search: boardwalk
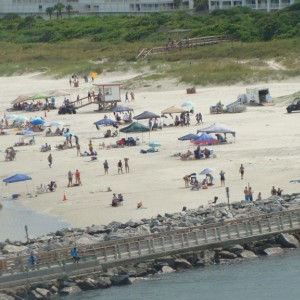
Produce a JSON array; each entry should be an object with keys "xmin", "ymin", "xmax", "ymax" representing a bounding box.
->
[
  {"xmin": 1, "ymin": 208, "xmax": 300, "ymax": 289},
  {"xmin": 136, "ymin": 35, "xmax": 233, "ymax": 60}
]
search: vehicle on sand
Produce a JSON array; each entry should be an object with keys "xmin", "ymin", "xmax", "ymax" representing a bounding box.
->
[{"xmin": 286, "ymin": 98, "xmax": 300, "ymax": 113}]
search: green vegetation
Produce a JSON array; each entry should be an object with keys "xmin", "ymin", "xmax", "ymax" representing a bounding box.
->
[{"xmin": 0, "ymin": 7, "xmax": 299, "ymax": 85}]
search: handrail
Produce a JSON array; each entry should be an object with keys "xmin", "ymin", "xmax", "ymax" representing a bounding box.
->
[{"xmin": 1, "ymin": 207, "xmax": 300, "ymax": 280}]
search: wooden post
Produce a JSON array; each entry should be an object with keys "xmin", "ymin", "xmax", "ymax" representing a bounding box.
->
[
  {"xmin": 114, "ymin": 246, "xmax": 118, "ymax": 259},
  {"xmin": 138, "ymin": 241, "xmax": 142, "ymax": 255},
  {"xmin": 103, "ymin": 247, "xmax": 108, "ymax": 262},
  {"xmin": 267, "ymin": 218, "xmax": 272, "ymax": 232},
  {"xmin": 127, "ymin": 243, "xmax": 131, "ymax": 258},
  {"xmin": 204, "ymin": 229, "xmax": 208, "ymax": 242},
  {"xmin": 214, "ymin": 228, "xmax": 218, "ymax": 241},
  {"xmin": 289, "ymin": 214, "xmax": 293, "ymax": 228},
  {"xmin": 226, "ymin": 225, "xmax": 231, "ymax": 239},
  {"xmin": 194, "ymin": 231, "xmax": 199, "ymax": 245},
  {"xmin": 171, "ymin": 236, "xmax": 175, "ymax": 249},
  {"xmin": 180, "ymin": 234, "xmax": 185, "ymax": 247},
  {"xmin": 236, "ymin": 224, "xmax": 240, "ymax": 238},
  {"xmin": 258, "ymin": 220, "xmax": 262, "ymax": 234}
]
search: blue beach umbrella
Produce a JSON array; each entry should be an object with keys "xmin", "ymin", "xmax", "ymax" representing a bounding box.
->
[
  {"xmin": 31, "ymin": 118, "xmax": 45, "ymax": 125},
  {"xmin": 181, "ymin": 101, "xmax": 195, "ymax": 108},
  {"xmin": 148, "ymin": 141, "xmax": 161, "ymax": 148},
  {"xmin": 199, "ymin": 168, "xmax": 215, "ymax": 175},
  {"xmin": 63, "ymin": 132, "xmax": 75, "ymax": 137}
]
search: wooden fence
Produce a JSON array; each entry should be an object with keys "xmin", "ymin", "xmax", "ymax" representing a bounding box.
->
[{"xmin": 1, "ymin": 208, "xmax": 300, "ymax": 288}]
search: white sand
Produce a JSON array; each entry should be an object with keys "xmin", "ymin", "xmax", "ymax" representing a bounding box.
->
[{"xmin": 0, "ymin": 72, "xmax": 300, "ymax": 227}]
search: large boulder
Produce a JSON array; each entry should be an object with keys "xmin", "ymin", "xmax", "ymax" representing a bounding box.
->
[
  {"xmin": 86, "ymin": 225, "xmax": 110, "ymax": 234},
  {"xmin": 277, "ymin": 233, "xmax": 300, "ymax": 248},
  {"xmin": 59, "ymin": 286, "xmax": 82, "ymax": 296},
  {"xmin": 2, "ymin": 244, "xmax": 28, "ymax": 255},
  {"xmin": 35, "ymin": 288, "xmax": 51, "ymax": 298},
  {"xmin": 75, "ymin": 278, "xmax": 97, "ymax": 290},
  {"xmin": 227, "ymin": 245, "xmax": 244, "ymax": 255},
  {"xmin": 161, "ymin": 266, "xmax": 175, "ymax": 274},
  {"xmin": 0, "ymin": 293, "xmax": 15, "ymax": 300},
  {"xmin": 97, "ymin": 277, "xmax": 111, "ymax": 288},
  {"xmin": 263, "ymin": 247, "xmax": 284, "ymax": 255},
  {"xmin": 174, "ymin": 258, "xmax": 192, "ymax": 269},
  {"xmin": 110, "ymin": 275, "xmax": 131, "ymax": 286},
  {"xmin": 239, "ymin": 250, "xmax": 257, "ymax": 259},
  {"xmin": 219, "ymin": 251, "xmax": 238, "ymax": 259}
]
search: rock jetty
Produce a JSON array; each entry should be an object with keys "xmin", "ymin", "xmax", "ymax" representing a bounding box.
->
[{"xmin": 1, "ymin": 193, "xmax": 300, "ymax": 299}]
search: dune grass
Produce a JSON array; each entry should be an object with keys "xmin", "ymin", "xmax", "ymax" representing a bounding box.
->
[{"xmin": 0, "ymin": 38, "xmax": 299, "ymax": 85}]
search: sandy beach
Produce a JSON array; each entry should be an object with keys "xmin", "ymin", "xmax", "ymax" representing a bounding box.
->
[{"xmin": 0, "ymin": 72, "xmax": 300, "ymax": 228}]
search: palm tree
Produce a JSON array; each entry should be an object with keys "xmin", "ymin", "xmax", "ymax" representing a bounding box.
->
[
  {"xmin": 65, "ymin": 5, "xmax": 73, "ymax": 18},
  {"xmin": 45, "ymin": 7, "xmax": 54, "ymax": 20},
  {"xmin": 53, "ymin": 2, "xmax": 65, "ymax": 19}
]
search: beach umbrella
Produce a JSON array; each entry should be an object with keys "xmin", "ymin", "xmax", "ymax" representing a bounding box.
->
[
  {"xmin": 113, "ymin": 105, "xmax": 133, "ymax": 113},
  {"xmin": 181, "ymin": 101, "xmax": 195, "ymax": 108},
  {"xmin": 15, "ymin": 116, "xmax": 29, "ymax": 122},
  {"xmin": 28, "ymin": 93, "xmax": 51, "ymax": 101},
  {"xmin": 133, "ymin": 111, "xmax": 160, "ymax": 120},
  {"xmin": 63, "ymin": 132, "xmax": 75, "ymax": 137},
  {"xmin": 30, "ymin": 118, "xmax": 45, "ymax": 125},
  {"xmin": 149, "ymin": 141, "xmax": 161, "ymax": 148},
  {"xmin": 22, "ymin": 130, "xmax": 35, "ymax": 136},
  {"xmin": 161, "ymin": 106, "xmax": 186, "ymax": 114},
  {"xmin": 94, "ymin": 118, "xmax": 117, "ymax": 126},
  {"xmin": 6, "ymin": 114, "xmax": 17, "ymax": 120},
  {"xmin": 199, "ymin": 168, "xmax": 215, "ymax": 175},
  {"xmin": 11, "ymin": 95, "xmax": 31, "ymax": 105},
  {"xmin": 48, "ymin": 121, "xmax": 65, "ymax": 127},
  {"xmin": 192, "ymin": 133, "xmax": 219, "ymax": 145},
  {"xmin": 178, "ymin": 133, "xmax": 199, "ymax": 141}
]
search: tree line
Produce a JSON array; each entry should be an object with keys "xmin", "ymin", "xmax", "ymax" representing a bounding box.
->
[{"xmin": 0, "ymin": 5, "xmax": 299, "ymax": 43}]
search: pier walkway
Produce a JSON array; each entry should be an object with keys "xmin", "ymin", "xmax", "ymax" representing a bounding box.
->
[{"xmin": 1, "ymin": 208, "xmax": 300, "ymax": 289}]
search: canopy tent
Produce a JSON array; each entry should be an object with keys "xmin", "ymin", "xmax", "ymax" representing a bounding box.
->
[
  {"xmin": 11, "ymin": 95, "xmax": 31, "ymax": 105},
  {"xmin": 198, "ymin": 123, "xmax": 236, "ymax": 137},
  {"xmin": 2, "ymin": 174, "xmax": 33, "ymax": 196},
  {"xmin": 120, "ymin": 122, "xmax": 150, "ymax": 133},
  {"xmin": 133, "ymin": 111, "xmax": 160, "ymax": 120},
  {"xmin": 192, "ymin": 133, "xmax": 219, "ymax": 145},
  {"xmin": 161, "ymin": 106, "xmax": 187, "ymax": 114},
  {"xmin": 112, "ymin": 106, "xmax": 133, "ymax": 113},
  {"xmin": 28, "ymin": 93, "xmax": 51, "ymax": 101},
  {"xmin": 3, "ymin": 174, "xmax": 32, "ymax": 183},
  {"xmin": 94, "ymin": 118, "xmax": 117, "ymax": 130},
  {"xmin": 120, "ymin": 122, "xmax": 150, "ymax": 142},
  {"xmin": 178, "ymin": 133, "xmax": 199, "ymax": 141}
]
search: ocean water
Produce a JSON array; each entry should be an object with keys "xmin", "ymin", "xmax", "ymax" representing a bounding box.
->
[
  {"xmin": 64, "ymin": 249, "xmax": 300, "ymax": 300},
  {"xmin": 0, "ymin": 199, "xmax": 69, "ymax": 242}
]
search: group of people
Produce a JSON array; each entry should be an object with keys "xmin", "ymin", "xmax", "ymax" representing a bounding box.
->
[
  {"xmin": 102, "ymin": 158, "xmax": 130, "ymax": 175},
  {"xmin": 174, "ymin": 112, "xmax": 190, "ymax": 127},
  {"xmin": 67, "ymin": 170, "xmax": 82, "ymax": 187},
  {"xmin": 125, "ymin": 91, "xmax": 135, "ymax": 102},
  {"xmin": 112, "ymin": 193, "xmax": 124, "ymax": 207}
]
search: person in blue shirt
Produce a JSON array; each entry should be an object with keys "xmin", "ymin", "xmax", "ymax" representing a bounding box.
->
[
  {"xmin": 70, "ymin": 247, "xmax": 80, "ymax": 263},
  {"xmin": 28, "ymin": 253, "xmax": 37, "ymax": 266}
]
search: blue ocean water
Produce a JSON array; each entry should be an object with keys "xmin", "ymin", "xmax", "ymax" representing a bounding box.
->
[
  {"xmin": 64, "ymin": 249, "xmax": 300, "ymax": 300},
  {"xmin": 0, "ymin": 199, "xmax": 69, "ymax": 242}
]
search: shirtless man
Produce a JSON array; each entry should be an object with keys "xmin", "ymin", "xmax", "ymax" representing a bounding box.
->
[{"xmin": 244, "ymin": 187, "xmax": 249, "ymax": 201}]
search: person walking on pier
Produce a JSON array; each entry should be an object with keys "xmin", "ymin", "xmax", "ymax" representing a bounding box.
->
[{"xmin": 70, "ymin": 247, "xmax": 80, "ymax": 263}]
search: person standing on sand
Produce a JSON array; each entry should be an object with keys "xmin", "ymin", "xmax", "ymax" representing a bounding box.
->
[
  {"xmin": 48, "ymin": 153, "xmax": 53, "ymax": 168},
  {"xmin": 88, "ymin": 140, "xmax": 93, "ymax": 155},
  {"xmin": 67, "ymin": 171, "xmax": 73, "ymax": 187},
  {"xmin": 125, "ymin": 91, "xmax": 129, "ymax": 102},
  {"xmin": 183, "ymin": 175, "xmax": 191, "ymax": 188},
  {"xmin": 248, "ymin": 186, "xmax": 254, "ymax": 201},
  {"xmin": 124, "ymin": 158, "xmax": 129, "ymax": 173},
  {"xmin": 76, "ymin": 143, "xmax": 81, "ymax": 156},
  {"xmin": 75, "ymin": 169, "xmax": 82, "ymax": 185},
  {"xmin": 130, "ymin": 91, "xmax": 135, "ymax": 101},
  {"xmin": 244, "ymin": 186, "xmax": 249, "ymax": 201},
  {"xmin": 118, "ymin": 160, "xmax": 123, "ymax": 174},
  {"xmin": 103, "ymin": 160, "xmax": 109, "ymax": 175},
  {"xmin": 219, "ymin": 170, "xmax": 225, "ymax": 186},
  {"xmin": 239, "ymin": 164, "xmax": 245, "ymax": 179}
]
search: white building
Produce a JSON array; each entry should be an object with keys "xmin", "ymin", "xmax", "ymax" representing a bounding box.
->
[
  {"xmin": 0, "ymin": 0, "xmax": 194, "ymax": 15},
  {"xmin": 209, "ymin": 0, "xmax": 295, "ymax": 11}
]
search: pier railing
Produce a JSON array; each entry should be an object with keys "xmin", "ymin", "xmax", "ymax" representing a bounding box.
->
[{"xmin": 1, "ymin": 208, "xmax": 300, "ymax": 288}]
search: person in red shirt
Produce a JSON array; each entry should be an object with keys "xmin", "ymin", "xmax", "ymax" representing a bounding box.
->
[{"xmin": 75, "ymin": 169, "xmax": 82, "ymax": 186}]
